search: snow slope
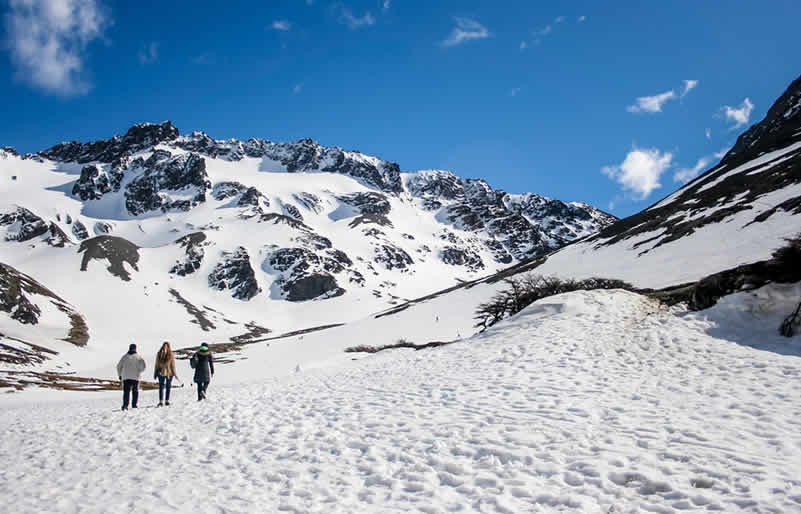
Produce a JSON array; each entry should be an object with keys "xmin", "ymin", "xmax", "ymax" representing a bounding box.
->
[{"xmin": 2, "ymin": 287, "xmax": 800, "ymax": 513}]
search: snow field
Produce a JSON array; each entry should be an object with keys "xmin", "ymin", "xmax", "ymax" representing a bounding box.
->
[{"xmin": 2, "ymin": 288, "xmax": 800, "ymax": 513}]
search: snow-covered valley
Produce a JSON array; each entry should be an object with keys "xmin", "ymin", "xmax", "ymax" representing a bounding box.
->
[{"xmin": 2, "ymin": 287, "xmax": 800, "ymax": 513}]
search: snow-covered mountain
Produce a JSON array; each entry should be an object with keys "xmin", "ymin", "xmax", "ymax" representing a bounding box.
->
[
  {"xmin": 0, "ymin": 122, "xmax": 613, "ymax": 386},
  {"xmin": 532, "ymin": 74, "xmax": 801, "ymax": 288}
]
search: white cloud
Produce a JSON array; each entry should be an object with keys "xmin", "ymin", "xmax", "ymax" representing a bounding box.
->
[
  {"xmin": 602, "ymin": 147, "xmax": 673, "ymax": 199},
  {"xmin": 272, "ymin": 20, "xmax": 291, "ymax": 31},
  {"xmin": 681, "ymin": 79, "xmax": 698, "ymax": 98},
  {"xmin": 626, "ymin": 90, "xmax": 677, "ymax": 113},
  {"xmin": 723, "ymin": 98, "xmax": 754, "ymax": 130},
  {"xmin": 442, "ymin": 17, "xmax": 489, "ymax": 47},
  {"xmin": 293, "ymin": 83, "xmax": 303, "ymax": 95},
  {"xmin": 137, "ymin": 42, "xmax": 158, "ymax": 65},
  {"xmin": 673, "ymin": 156, "xmax": 711, "ymax": 184},
  {"xmin": 337, "ymin": 6, "xmax": 375, "ymax": 29},
  {"xmin": 554, "ymin": 16, "xmax": 565, "ymax": 23},
  {"xmin": 705, "ymin": 128, "xmax": 711, "ymax": 140},
  {"xmin": 4, "ymin": 0, "xmax": 109, "ymax": 96},
  {"xmin": 519, "ymin": 40, "xmax": 527, "ymax": 50},
  {"xmin": 714, "ymin": 146, "xmax": 731, "ymax": 159},
  {"xmin": 383, "ymin": 0, "xmax": 391, "ymax": 10},
  {"xmin": 510, "ymin": 87, "xmax": 521, "ymax": 97},
  {"xmin": 578, "ymin": 15, "xmax": 586, "ymax": 22}
]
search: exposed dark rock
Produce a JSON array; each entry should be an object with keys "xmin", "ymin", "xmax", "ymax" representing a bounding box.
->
[
  {"xmin": 39, "ymin": 121, "xmax": 179, "ymax": 163},
  {"xmin": 293, "ymin": 192, "xmax": 322, "ymax": 213},
  {"xmin": 0, "ymin": 208, "xmax": 48, "ymax": 242},
  {"xmin": 285, "ymin": 274, "xmax": 344, "ymax": 302},
  {"xmin": 125, "ymin": 152, "xmax": 211, "ymax": 216},
  {"xmin": 78, "ymin": 236, "xmax": 140, "ymax": 281},
  {"xmin": 258, "ymin": 212, "xmax": 313, "ymax": 231},
  {"xmin": 212, "ymin": 181, "xmax": 247, "ymax": 201},
  {"xmin": 282, "ymin": 203, "xmax": 303, "ymax": 221},
  {"xmin": 93, "ymin": 222, "xmax": 113, "ymax": 235},
  {"xmin": 46, "ymin": 223, "xmax": 71, "ymax": 247},
  {"xmin": 1, "ymin": 147, "xmax": 18, "ymax": 157},
  {"xmin": 0, "ymin": 263, "xmax": 88, "ymax": 346},
  {"xmin": 170, "ymin": 232, "xmax": 208, "ymax": 276},
  {"xmin": 348, "ymin": 213, "xmax": 393, "ymax": 229},
  {"xmin": 374, "ymin": 244, "xmax": 414, "ymax": 271},
  {"xmin": 338, "ymin": 192, "xmax": 391, "ymax": 215},
  {"xmin": 208, "ymin": 247, "xmax": 260, "ymax": 300},
  {"xmin": 440, "ymin": 247, "xmax": 485, "ymax": 271},
  {"xmin": 71, "ymin": 221, "xmax": 89, "ymax": 240}
]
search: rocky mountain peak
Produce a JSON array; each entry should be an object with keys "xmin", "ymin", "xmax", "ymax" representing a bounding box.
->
[
  {"xmin": 38, "ymin": 120, "xmax": 179, "ymax": 164},
  {"xmin": 723, "ymin": 74, "xmax": 801, "ymax": 165}
]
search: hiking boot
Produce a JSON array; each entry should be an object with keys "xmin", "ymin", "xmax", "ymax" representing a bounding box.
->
[
  {"xmin": 157, "ymin": 402, "xmax": 163, "ymax": 407},
  {"xmin": 165, "ymin": 401, "xmax": 170, "ymax": 406},
  {"xmin": 121, "ymin": 406, "xmax": 128, "ymax": 411}
]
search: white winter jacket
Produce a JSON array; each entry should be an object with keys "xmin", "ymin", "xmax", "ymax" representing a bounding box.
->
[{"xmin": 117, "ymin": 352, "xmax": 146, "ymax": 381}]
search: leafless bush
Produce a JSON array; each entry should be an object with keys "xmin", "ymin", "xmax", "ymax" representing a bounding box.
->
[{"xmin": 474, "ymin": 274, "xmax": 634, "ymax": 330}]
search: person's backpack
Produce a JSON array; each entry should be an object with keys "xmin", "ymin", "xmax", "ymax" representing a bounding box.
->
[{"xmin": 189, "ymin": 354, "xmax": 198, "ymax": 369}]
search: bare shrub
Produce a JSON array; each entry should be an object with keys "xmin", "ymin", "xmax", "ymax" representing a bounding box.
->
[{"xmin": 474, "ymin": 274, "xmax": 634, "ymax": 330}]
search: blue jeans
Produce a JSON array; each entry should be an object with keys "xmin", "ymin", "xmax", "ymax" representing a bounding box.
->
[{"xmin": 157, "ymin": 376, "xmax": 173, "ymax": 402}]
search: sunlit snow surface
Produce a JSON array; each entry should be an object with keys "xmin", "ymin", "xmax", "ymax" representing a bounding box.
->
[{"xmin": 2, "ymin": 287, "xmax": 800, "ymax": 513}]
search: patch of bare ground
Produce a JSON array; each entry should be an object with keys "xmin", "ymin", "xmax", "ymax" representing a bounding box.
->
[
  {"xmin": 345, "ymin": 338, "xmax": 458, "ymax": 354},
  {"xmin": 168, "ymin": 288, "xmax": 216, "ymax": 331},
  {"xmin": 0, "ymin": 334, "xmax": 58, "ymax": 365},
  {"xmin": 0, "ymin": 371, "xmax": 158, "ymax": 392}
]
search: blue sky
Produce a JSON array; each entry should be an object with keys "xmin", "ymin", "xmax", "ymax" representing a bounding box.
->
[{"xmin": 1, "ymin": 0, "xmax": 799, "ymax": 216}]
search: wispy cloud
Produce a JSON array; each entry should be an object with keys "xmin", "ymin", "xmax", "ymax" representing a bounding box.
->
[
  {"xmin": 723, "ymin": 98, "xmax": 754, "ymax": 130},
  {"xmin": 673, "ymin": 156, "xmax": 711, "ymax": 184},
  {"xmin": 293, "ymin": 83, "xmax": 303, "ymax": 95},
  {"xmin": 510, "ymin": 87, "xmax": 521, "ymax": 97},
  {"xmin": 602, "ymin": 147, "xmax": 673, "ymax": 200},
  {"xmin": 137, "ymin": 42, "xmax": 158, "ymax": 65},
  {"xmin": 336, "ymin": 5, "xmax": 375, "ymax": 29},
  {"xmin": 680, "ymin": 79, "xmax": 698, "ymax": 98},
  {"xmin": 554, "ymin": 16, "xmax": 565, "ymax": 23},
  {"xmin": 519, "ymin": 40, "xmax": 528, "ymax": 50},
  {"xmin": 578, "ymin": 15, "xmax": 586, "ymax": 22},
  {"xmin": 705, "ymin": 128, "xmax": 711, "ymax": 140},
  {"xmin": 383, "ymin": 0, "xmax": 391, "ymax": 10},
  {"xmin": 714, "ymin": 146, "xmax": 731, "ymax": 159},
  {"xmin": 442, "ymin": 17, "xmax": 489, "ymax": 47},
  {"xmin": 535, "ymin": 25, "xmax": 552, "ymax": 37},
  {"xmin": 4, "ymin": 0, "xmax": 110, "ymax": 96},
  {"xmin": 627, "ymin": 90, "xmax": 677, "ymax": 113},
  {"xmin": 272, "ymin": 20, "xmax": 291, "ymax": 31}
]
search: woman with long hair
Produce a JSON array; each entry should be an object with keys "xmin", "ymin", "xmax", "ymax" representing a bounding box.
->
[{"xmin": 154, "ymin": 341, "xmax": 178, "ymax": 406}]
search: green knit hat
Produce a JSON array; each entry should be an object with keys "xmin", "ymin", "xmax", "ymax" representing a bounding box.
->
[{"xmin": 199, "ymin": 343, "xmax": 208, "ymax": 351}]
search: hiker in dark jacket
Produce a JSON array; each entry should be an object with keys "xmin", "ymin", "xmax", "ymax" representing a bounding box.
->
[
  {"xmin": 116, "ymin": 343, "xmax": 146, "ymax": 410},
  {"xmin": 191, "ymin": 343, "xmax": 214, "ymax": 401}
]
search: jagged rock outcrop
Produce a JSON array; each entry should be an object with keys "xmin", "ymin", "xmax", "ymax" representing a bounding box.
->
[
  {"xmin": 39, "ymin": 121, "xmax": 179, "ymax": 164},
  {"xmin": 265, "ymin": 247, "xmax": 352, "ymax": 301},
  {"xmin": 124, "ymin": 151, "xmax": 211, "ymax": 216},
  {"xmin": 440, "ymin": 247, "xmax": 485, "ymax": 272},
  {"xmin": 0, "ymin": 207, "xmax": 48, "ymax": 242},
  {"xmin": 71, "ymin": 221, "xmax": 89, "ymax": 240},
  {"xmin": 405, "ymin": 171, "xmax": 616, "ymax": 261},
  {"xmin": 170, "ymin": 232, "xmax": 208, "ymax": 276},
  {"xmin": 173, "ymin": 132, "xmax": 403, "ymax": 193},
  {"xmin": 208, "ymin": 247, "xmax": 260, "ymax": 300}
]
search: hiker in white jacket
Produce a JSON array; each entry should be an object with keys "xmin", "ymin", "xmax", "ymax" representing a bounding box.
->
[{"xmin": 116, "ymin": 344, "xmax": 146, "ymax": 410}]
